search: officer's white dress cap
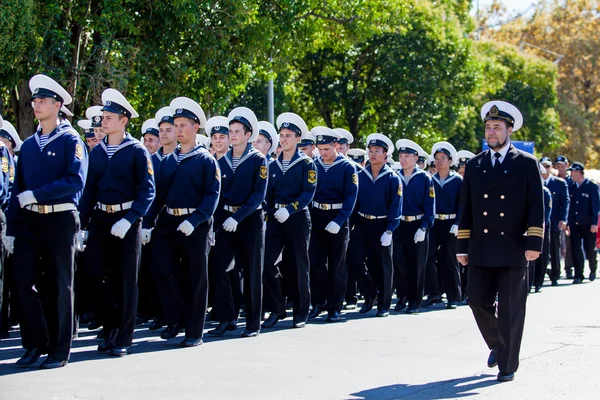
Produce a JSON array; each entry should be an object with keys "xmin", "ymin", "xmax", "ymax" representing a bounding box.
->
[
  {"xmin": 155, "ymin": 106, "xmax": 174, "ymax": 126},
  {"xmin": 101, "ymin": 88, "xmax": 139, "ymax": 119},
  {"xmin": 396, "ymin": 139, "xmax": 424, "ymax": 157},
  {"xmin": 29, "ymin": 74, "xmax": 73, "ymax": 105},
  {"xmin": 366, "ymin": 133, "xmax": 394, "ymax": 153},
  {"xmin": 142, "ymin": 119, "xmax": 159, "ymax": 137},
  {"xmin": 205, "ymin": 116, "xmax": 230, "ymax": 137},
  {"xmin": 481, "ymin": 100, "xmax": 523, "ymax": 132},
  {"xmin": 60, "ymin": 105, "xmax": 74, "ymax": 117},
  {"xmin": 457, "ymin": 150, "xmax": 476, "ymax": 164},
  {"xmin": 170, "ymin": 97, "xmax": 206, "ymax": 127},
  {"xmin": 311, "ymin": 126, "xmax": 341, "ymax": 145},
  {"xmin": 196, "ymin": 134, "xmax": 210, "ymax": 147},
  {"xmin": 228, "ymin": 107, "xmax": 259, "ymax": 142},
  {"xmin": 276, "ymin": 112, "xmax": 310, "ymax": 140},
  {"xmin": 333, "ymin": 128, "xmax": 353, "ymax": 144},
  {"xmin": 431, "ymin": 141, "xmax": 458, "ymax": 167},
  {"xmin": 258, "ymin": 121, "xmax": 279, "ymax": 154},
  {"xmin": 0, "ymin": 119, "xmax": 22, "ymax": 151}
]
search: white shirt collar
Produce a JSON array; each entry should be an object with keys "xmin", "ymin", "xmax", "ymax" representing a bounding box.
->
[{"xmin": 490, "ymin": 142, "xmax": 511, "ymax": 162}]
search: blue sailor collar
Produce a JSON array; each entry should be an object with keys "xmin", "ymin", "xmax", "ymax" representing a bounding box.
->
[
  {"xmin": 316, "ymin": 154, "xmax": 346, "ymax": 171},
  {"xmin": 361, "ymin": 163, "xmax": 393, "ymax": 182},
  {"xmin": 224, "ymin": 143, "xmax": 262, "ymax": 172},
  {"xmin": 99, "ymin": 132, "xmax": 138, "ymax": 157},
  {"xmin": 399, "ymin": 166, "xmax": 427, "ymax": 185},
  {"xmin": 154, "ymin": 147, "xmax": 166, "ymax": 161},
  {"xmin": 275, "ymin": 149, "xmax": 311, "ymax": 174},
  {"xmin": 172, "ymin": 144, "xmax": 210, "ymax": 163},
  {"xmin": 35, "ymin": 119, "xmax": 78, "ymax": 151},
  {"xmin": 432, "ymin": 170, "xmax": 459, "ymax": 188}
]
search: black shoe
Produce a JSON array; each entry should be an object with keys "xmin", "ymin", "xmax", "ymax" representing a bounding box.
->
[
  {"xmin": 135, "ymin": 316, "xmax": 149, "ymax": 325},
  {"xmin": 261, "ymin": 312, "xmax": 286, "ymax": 329},
  {"xmin": 566, "ymin": 270, "xmax": 574, "ymax": 279},
  {"xmin": 160, "ymin": 323, "xmax": 183, "ymax": 340},
  {"xmin": 180, "ymin": 337, "xmax": 203, "ymax": 347},
  {"xmin": 590, "ymin": 273, "xmax": 596, "ymax": 281},
  {"xmin": 446, "ymin": 301, "xmax": 457, "ymax": 310},
  {"xmin": 109, "ymin": 346, "xmax": 131, "ymax": 357},
  {"xmin": 149, "ymin": 317, "xmax": 164, "ymax": 331},
  {"xmin": 422, "ymin": 295, "xmax": 442, "ymax": 307},
  {"xmin": 394, "ymin": 298, "xmax": 407, "ymax": 312},
  {"xmin": 286, "ymin": 300, "xmax": 293, "ymax": 310},
  {"xmin": 241, "ymin": 329, "xmax": 259, "ymax": 338},
  {"xmin": 327, "ymin": 311, "xmax": 341, "ymax": 322},
  {"xmin": 359, "ymin": 297, "xmax": 376, "ymax": 314},
  {"xmin": 497, "ymin": 371, "xmax": 514, "ymax": 382},
  {"xmin": 308, "ymin": 304, "xmax": 325, "ymax": 319},
  {"xmin": 406, "ymin": 308, "xmax": 419, "ymax": 314},
  {"xmin": 535, "ymin": 286, "xmax": 542, "ymax": 293},
  {"xmin": 292, "ymin": 321, "xmax": 306, "ymax": 328},
  {"xmin": 573, "ymin": 277, "xmax": 583, "ymax": 284},
  {"xmin": 40, "ymin": 356, "xmax": 67, "ymax": 369},
  {"xmin": 96, "ymin": 328, "xmax": 105, "ymax": 339},
  {"xmin": 98, "ymin": 329, "xmax": 118, "ymax": 353},
  {"xmin": 343, "ymin": 303, "xmax": 357, "ymax": 310},
  {"xmin": 487, "ymin": 349, "xmax": 498, "ymax": 368},
  {"xmin": 207, "ymin": 321, "xmax": 237, "ymax": 336},
  {"xmin": 16, "ymin": 348, "xmax": 44, "ymax": 367},
  {"xmin": 239, "ymin": 309, "xmax": 247, "ymax": 318},
  {"xmin": 551, "ymin": 280, "xmax": 559, "ymax": 287},
  {"xmin": 376, "ymin": 310, "xmax": 389, "ymax": 317},
  {"xmin": 88, "ymin": 320, "xmax": 100, "ymax": 330}
]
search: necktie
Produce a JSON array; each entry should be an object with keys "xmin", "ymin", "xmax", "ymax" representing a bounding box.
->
[{"xmin": 493, "ymin": 152, "xmax": 502, "ymax": 170}]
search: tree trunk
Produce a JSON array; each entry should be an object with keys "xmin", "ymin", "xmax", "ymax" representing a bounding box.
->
[{"xmin": 13, "ymin": 81, "xmax": 35, "ymax": 139}]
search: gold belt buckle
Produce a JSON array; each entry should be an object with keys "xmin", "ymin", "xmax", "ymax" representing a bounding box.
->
[
  {"xmin": 173, "ymin": 208, "xmax": 182, "ymax": 216},
  {"xmin": 38, "ymin": 205, "xmax": 49, "ymax": 214},
  {"xmin": 365, "ymin": 214, "xmax": 375, "ymax": 220},
  {"xmin": 106, "ymin": 204, "xmax": 115, "ymax": 213},
  {"xmin": 405, "ymin": 216, "xmax": 415, "ymax": 222},
  {"xmin": 320, "ymin": 204, "xmax": 331, "ymax": 210},
  {"xmin": 232, "ymin": 206, "xmax": 240, "ymax": 212}
]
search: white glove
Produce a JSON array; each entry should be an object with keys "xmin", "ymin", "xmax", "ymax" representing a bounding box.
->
[
  {"xmin": 177, "ymin": 220, "xmax": 195, "ymax": 236},
  {"xmin": 450, "ymin": 224, "xmax": 458, "ymax": 236},
  {"xmin": 414, "ymin": 228, "xmax": 426, "ymax": 243},
  {"xmin": 274, "ymin": 208, "xmax": 290, "ymax": 223},
  {"xmin": 75, "ymin": 230, "xmax": 87, "ymax": 252},
  {"xmin": 380, "ymin": 231, "xmax": 392, "ymax": 247},
  {"xmin": 325, "ymin": 221, "xmax": 341, "ymax": 234},
  {"xmin": 222, "ymin": 217, "xmax": 238, "ymax": 233},
  {"xmin": 141, "ymin": 228, "xmax": 152, "ymax": 245},
  {"xmin": 4, "ymin": 236, "xmax": 14, "ymax": 255},
  {"xmin": 82, "ymin": 230, "xmax": 89, "ymax": 241},
  {"xmin": 209, "ymin": 229, "xmax": 216, "ymax": 246},
  {"xmin": 110, "ymin": 218, "xmax": 132, "ymax": 239},
  {"xmin": 18, "ymin": 190, "xmax": 37, "ymax": 208}
]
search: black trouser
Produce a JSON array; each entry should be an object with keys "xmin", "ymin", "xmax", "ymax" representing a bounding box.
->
[
  {"xmin": 468, "ymin": 266, "xmax": 528, "ymax": 374},
  {"xmin": 263, "ymin": 210, "xmax": 311, "ymax": 323},
  {"xmin": 210, "ymin": 209, "xmax": 264, "ymax": 331},
  {"xmin": 563, "ymin": 230, "xmax": 573, "ymax": 275},
  {"xmin": 531, "ymin": 228, "xmax": 550, "ymax": 288},
  {"xmin": 346, "ymin": 217, "xmax": 393, "ymax": 312},
  {"xmin": 394, "ymin": 220, "xmax": 429, "ymax": 309},
  {"xmin": 0, "ymin": 253, "xmax": 13, "ymax": 334},
  {"xmin": 138, "ymin": 241, "xmax": 158, "ymax": 319},
  {"xmin": 151, "ymin": 213, "xmax": 211, "ymax": 339},
  {"xmin": 309, "ymin": 208, "xmax": 349, "ymax": 314},
  {"xmin": 13, "ymin": 209, "xmax": 78, "ymax": 361},
  {"xmin": 424, "ymin": 219, "xmax": 461, "ymax": 302},
  {"xmin": 85, "ymin": 209, "xmax": 141, "ymax": 347},
  {"xmin": 570, "ymin": 224, "xmax": 597, "ymax": 280},
  {"xmin": 0, "ymin": 211, "xmax": 5, "ymax": 321},
  {"xmin": 548, "ymin": 229, "xmax": 562, "ymax": 282}
]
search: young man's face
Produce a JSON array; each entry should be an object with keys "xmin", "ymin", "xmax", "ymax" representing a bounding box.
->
[
  {"xmin": 0, "ymin": 138, "xmax": 13, "ymax": 153},
  {"xmin": 229, "ymin": 122, "xmax": 251, "ymax": 147},
  {"xmin": 86, "ymin": 136, "xmax": 100, "ymax": 149},
  {"xmin": 102, "ymin": 111, "xmax": 128, "ymax": 135},
  {"xmin": 253, "ymin": 134, "xmax": 271, "ymax": 156},
  {"xmin": 555, "ymin": 163, "xmax": 568, "ymax": 176},
  {"xmin": 174, "ymin": 117, "xmax": 199, "ymax": 145},
  {"xmin": 457, "ymin": 164, "xmax": 466, "ymax": 176},
  {"xmin": 399, "ymin": 153, "xmax": 418, "ymax": 169},
  {"xmin": 143, "ymin": 134, "xmax": 160, "ymax": 154},
  {"xmin": 336, "ymin": 142, "xmax": 349, "ymax": 155},
  {"xmin": 368, "ymin": 146, "xmax": 387, "ymax": 164},
  {"xmin": 298, "ymin": 144, "xmax": 314, "ymax": 158},
  {"xmin": 279, "ymin": 129, "xmax": 301, "ymax": 152},
  {"xmin": 317, "ymin": 143, "xmax": 337, "ymax": 163},
  {"xmin": 93, "ymin": 127, "xmax": 106, "ymax": 140},
  {"xmin": 159, "ymin": 122, "xmax": 176, "ymax": 146},
  {"xmin": 434, "ymin": 152, "xmax": 451, "ymax": 171},
  {"xmin": 211, "ymin": 133, "xmax": 230, "ymax": 154},
  {"xmin": 31, "ymin": 98, "xmax": 60, "ymax": 122}
]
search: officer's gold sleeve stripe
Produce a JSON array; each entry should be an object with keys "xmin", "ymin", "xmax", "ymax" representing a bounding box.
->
[{"xmin": 527, "ymin": 227, "xmax": 544, "ymax": 238}]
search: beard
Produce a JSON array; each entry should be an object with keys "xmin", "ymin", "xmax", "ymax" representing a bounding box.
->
[{"xmin": 488, "ymin": 136, "xmax": 508, "ymax": 150}]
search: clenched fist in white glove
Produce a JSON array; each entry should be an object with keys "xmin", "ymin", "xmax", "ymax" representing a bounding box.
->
[
  {"xmin": 75, "ymin": 230, "xmax": 88, "ymax": 251},
  {"xmin": 177, "ymin": 220, "xmax": 195, "ymax": 236},
  {"xmin": 380, "ymin": 231, "xmax": 393, "ymax": 247},
  {"xmin": 4, "ymin": 236, "xmax": 14, "ymax": 254},
  {"xmin": 274, "ymin": 208, "xmax": 290, "ymax": 223},
  {"xmin": 141, "ymin": 228, "xmax": 152, "ymax": 245},
  {"xmin": 111, "ymin": 218, "xmax": 132, "ymax": 239},
  {"xmin": 450, "ymin": 224, "xmax": 458, "ymax": 236},
  {"xmin": 325, "ymin": 221, "xmax": 341, "ymax": 234},
  {"xmin": 414, "ymin": 228, "xmax": 426, "ymax": 243},
  {"xmin": 222, "ymin": 217, "xmax": 238, "ymax": 233},
  {"xmin": 18, "ymin": 190, "xmax": 37, "ymax": 208}
]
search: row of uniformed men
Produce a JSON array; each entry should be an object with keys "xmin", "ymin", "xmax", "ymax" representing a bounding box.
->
[{"xmin": 2, "ymin": 74, "xmax": 473, "ymax": 370}]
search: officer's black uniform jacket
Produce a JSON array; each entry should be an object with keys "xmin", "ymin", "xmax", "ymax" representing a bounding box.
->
[{"xmin": 457, "ymin": 145, "xmax": 544, "ymax": 267}]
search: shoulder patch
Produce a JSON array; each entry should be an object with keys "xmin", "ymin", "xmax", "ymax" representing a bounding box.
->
[
  {"xmin": 75, "ymin": 143, "xmax": 84, "ymax": 160},
  {"xmin": 216, "ymin": 167, "xmax": 221, "ymax": 181},
  {"xmin": 352, "ymin": 173, "xmax": 358, "ymax": 185},
  {"xmin": 260, "ymin": 165, "xmax": 267, "ymax": 179},
  {"xmin": 308, "ymin": 170, "xmax": 317, "ymax": 184},
  {"xmin": 398, "ymin": 183, "xmax": 402, "ymax": 196},
  {"xmin": 9, "ymin": 165, "xmax": 14, "ymax": 182},
  {"xmin": 429, "ymin": 185, "xmax": 435, "ymax": 198},
  {"xmin": 147, "ymin": 157, "xmax": 154, "ymax": 176}
]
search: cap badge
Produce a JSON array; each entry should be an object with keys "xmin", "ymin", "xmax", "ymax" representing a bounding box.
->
[
  {"xmin": 283, "ymin": 122, "xmax": 290, "ymax": 128},
  {"xmin": 370, "ymin": 139, "xmax": 376, "ymax": 144},
  {"xmin": 34, "ymin": 88, "xmax": 39, "ymax": 94},
  {"xmin": 106, "ymin": 100, "xmax": 112, "ymax": 106},
  {"xmin": 215, "ymin": 126, "xmax": 221, "ymax": 130},
  {"xmin": 94, "ymin": 116, "xmax": 101, "ymax": 122},
  {"xmin": 489, "ymin": 105, "xmax": 499, "ymax": 116},
  {"xmin": 176, "ymin": 108, "xmax": 183, "ymax": 114},
  {"xmin": 317, "ymin": 135, "xmax": 323, "ymax": 141}
]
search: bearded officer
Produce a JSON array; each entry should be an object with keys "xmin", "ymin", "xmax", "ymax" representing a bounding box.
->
[{"xmin": 457, "ymin": 101, "xmax": 544, "ymax": 382}]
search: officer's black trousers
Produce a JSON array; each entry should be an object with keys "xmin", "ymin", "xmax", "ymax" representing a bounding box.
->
[
  {"xmin": 151, "ymin": 214, "xmax": 211, "ymax": 339},
  {"xmin": 263, "ymin": 210, "xmax": 311, "ymax": 323},
  {"xmin": 548, "ymin": 229, "xmax": 562, "ymax": 281},
  {"xmin": 308, "ymin": 208, "xmax": 349, "ymax": 313},
  {"xmin": 210, "ymin": 209, "xmax": 264, "ymax": 331},
  {"xmin": 570, "ymin": 224, "xmax": 597, "ymax": 279},
  {"xmin": 394, "ymin": 220, "xmax": 429, "ymax": 309},
  {"xmin": 467, "ymin": 265, "xmax": 528, "ymax": 374},
  {"xmin": 138, "ymin": 241, "xmax": 158, "ymax": 319},
  {"xmin": 532, "ymin": 228, "xmax": 550, "ymax": 288},
  {"xmin": 424, "ymin": 219, "xmax": 461, "ymax": 302},
  {"xmin": 85, "ymin": 209, "xmax": 140, "ymax": 347},
  {"xmin": 563, "ymin": 230, "xmax": 574, "ymax": 274},
  {"xmin": 346, "ymin": 218, "xmax": 393, "ymax": 312},
  {"xmin": 13, "ymin": 209, "xmax": 78, "ymax": 361}
]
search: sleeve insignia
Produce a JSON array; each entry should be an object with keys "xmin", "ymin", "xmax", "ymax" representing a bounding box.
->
[
  {"xmin": 147, "ymin": 157, "xmax": 154, "ymax": 176},
  {"xmin": 75, "ymin": 144, "xmax": 84, "ymax": 160},
  {"xmin": 1, "ymin": 158, "xmax": 7, "ymax": 173},
  {"xmin": 260, "ymin": 165, "xmax": 267, "ymax": 179},
  {"xmin": 398, "ymin": 183, "xmax": 402, "ymax": 196},
  {"xmin": 352, "ymin": 173, "xmax": 358, "ymax": 186},
  {"xmin": 9, "ymin": 165, "xmax": 14, "ymax": 182},
  {"xmin": 216, "ymin": 167, "xmax": 221, "ymax": 181},
  {"xmin": 429, "ymin": 185, "xmax": 435, "ymax": 198},
  {"xmin": 308, "ymin": 170, "xmax": 317, "ymax": 184}
]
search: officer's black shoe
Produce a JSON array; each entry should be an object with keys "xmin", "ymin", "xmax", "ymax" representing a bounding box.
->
[
  {"xmin": 422, "ymin": 295, "xmax": 442, "ymax": 308},
  {"xmin": 292, "ymin": 321, "xmax": 306, "ymax": 329},
  {"xmin": 96, "ymin": 328, "xmax": 105, "ymax": 339},
  {"xmin": 406, "ymin": 308, "xmax": 419, "ymax": 314},
  {"xmin": 16, "ymin": 348, "xmax": 44, "ymax": 367},
  {"xmin": 261, "ymin": 312, "xmax": 287, "ymax": 329},
  {"xmin": 487, "ymin": 349, "xmax": 498, "ymax": 368},
  {"xmin": 149, "ymin": 317, "xmax": 164, "ymax": 331},
  {"xmin": 308, "ymin": 304, "xmax": 325, "ymax": 319},
  {"xmin": 589, "ymin": 273, "xmax": 596, "ymax": 282},
  {"xmin": 160, "ymin": 323, "xmax": 183, "ymax": 340},
  {"xmin": 566, "ymin": 270, "xmax": 574, "ymax": 279},
  {"xmin": 343, "ymin": 303, "xmax": 357, "ymax": 310},
  {"xmin": 375, "ymin": 310, "xmax": 389, "ymax": 318},
  {"xmin": 109, "ymin": 346, "xmax": 131, "ymax": 357},
  {"xmin": 241, "ymin": 329, "xmax": 259, "ymax": 338},
  {"xmin": 97, "ymin": 329, "xmax": 118, "ymax": 353},
  {"xmin": 207, "ymin": 321, "xmax": 237, "ymax": 336},
  {"xmin": 180, "ymin": 337, "xmax": 203, "ymax": 347},
  {"xmin": 551, "ymin": 280, "xmax": 559, "ymax": 287},
  {"xmin": 573, "ymin": 277, "xmax": 583, "ymax": 284},
  {"xmin": 40, "ymin": 356, "xmax": 67, "ymax": 369},
  {"xmin": 394, "ymin": 298, "xmax": 407, "ymax": 312},
  {"xmin": 497, "ymin": 371, "xmax": 515, "ymax": 382},
  {"xmin": 327, "ymin": 311, "xmax": 341, "ymax": 322},
  {"xmin": 359, "ymin": 297, "xmax": 377, "ymax": 314},
  {"xmin": 135, "ymin": 316, "xmax": 149, "ymax": 325},
  {"xmin": 534, "ymin": 286, "xmax": 542, "ymax": 293},
  {"xmin": 446, "ymin": 301, "xmax": 457, "ymax": 310}
]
